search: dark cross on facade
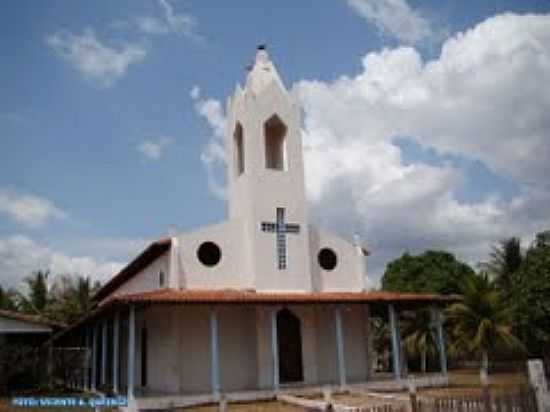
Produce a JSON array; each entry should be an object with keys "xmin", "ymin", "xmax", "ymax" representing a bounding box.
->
[{"xmin": 260, "ymin": 208, "xmax": 300, "ymax": 270}]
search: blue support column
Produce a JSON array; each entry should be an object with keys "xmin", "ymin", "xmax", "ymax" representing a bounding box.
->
[
  {"xmin": 210, "ymin": 307, "xmax": 220, "ymax": 397},
  {"xmin": 91, "ymin": 324, "xmax": 98, "ymax": 391},
  {"xmin": 335, "ymin": 306, "xmax": 347, "ymax": 388},
  {"xmin": 84, "ymin": 327, "xmax": 90, "ymax": 390},
  {"xmin": 112, "ymin": 311, "xmax": 120, "ymax": 394},
  {"xmin": 270, "ymin": 308, "xmax": 280, "ymax": 391},
  {"xmin": 127, "ymin": 306, "xmax": 136, "ymax": 400},
  {"xmin": 388, "ymin": 304, "xmax": 402, "ymax": 380},
  {"xmin": 433, "ymin": 307, "xmax": 448, "ymax": 375},
  {"xmin": 101, "ymin": 320, "xmax": 107, "ymax": 387}
]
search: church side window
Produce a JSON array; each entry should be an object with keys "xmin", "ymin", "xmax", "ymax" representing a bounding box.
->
[
  {"xmin": 158, "ymin": 270, "xmax": 165, "ymax": 287},
  {"xmin": 264, "ymin": 114, "xmax": 287, "ymax": 171},
  {"xmin": 234, "ymin": 123, "xmax": 244, "ymax": 176}
]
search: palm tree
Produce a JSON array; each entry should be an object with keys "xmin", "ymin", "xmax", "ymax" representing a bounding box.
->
[
  {"xmin": 402, "ymin": 309, "xmax": 438, "ymax": 373},
  {"xmin": 446, "ymin": 272, "xmax": 524, "ymax": 374},
  {"xmin": 481, "ymin": 237, "xmax": 522, "ymax": 294},
  {"xmin": 48, "ymin": 274, "xmax": 99, "ymax": 324}
]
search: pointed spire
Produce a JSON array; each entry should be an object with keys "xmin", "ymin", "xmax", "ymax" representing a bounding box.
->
[{"xmin": 245, "ymin": 45, "xmax": 287, "ymax": 95}]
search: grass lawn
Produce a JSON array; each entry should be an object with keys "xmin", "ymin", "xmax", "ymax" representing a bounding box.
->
[{"xmin": 419, "ymin": 369, "xmax": 528, "ymax": 398}]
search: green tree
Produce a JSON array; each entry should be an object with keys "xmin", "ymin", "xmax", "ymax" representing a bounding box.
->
[
  {"xmin": 402, "ymin": 309, "xmax": 438, "ymax": 373},
  {"xmin": 512, "ymin": 232, "xmax": 550, "ymax": 358},
  {"xmin": 0, "ymin": 285, "xmax": 18, "ymax": 310},
  {"xmin": 481, "ymin": 237, "xmax": 523, "ymax": 294},
  {"xmin": 48, "ymin": 274, "xmax": 100, "ymax": 324},
  {"xmin": 18, "ymin": 270, "xmax": 50, "ymax": 314},
  {"xmin": 382, "ymin": 250, "xmax": 475, "ymax": 295},
  {"xmin": 446, "ymin": 272, "xmax": 524, "ymax": 374}
]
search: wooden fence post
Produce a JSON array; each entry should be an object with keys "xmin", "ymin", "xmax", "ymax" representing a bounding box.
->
[
  {"xmin": 408, "ymin": 376, "xmax": 418, "ymax": 412},
  {"xmin": 528, "ymin": 359, "xmax": 550, "ymax": 412},
  {"xmin": 480, "ymin": 368, "xmax": 491, "ymax": 412}
]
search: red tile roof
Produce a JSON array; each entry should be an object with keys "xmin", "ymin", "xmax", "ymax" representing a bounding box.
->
[
  {"xmin": 105, "ymin": 288, "xmax": 456, "ymax": 305},
  {"xmin": 93, "ymin": 238, "xmax": 172, "ymax": 302}
]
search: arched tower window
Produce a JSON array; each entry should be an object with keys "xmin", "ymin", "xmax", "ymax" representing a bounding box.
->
[
  {"xmin": 264, "ymin": 115, "xmax": 287, "ymax": 171},
  {"xmin": 234, "ymin": 122, "xmax": 244, "ymax": 176}
]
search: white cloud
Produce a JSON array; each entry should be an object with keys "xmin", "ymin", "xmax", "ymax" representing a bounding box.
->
[
  {"xmin": 137, "ymin": 137, "xmax": 174, "ymax": 160},
  {"xmin": 297, "ymin": 13, "xmax": 550, "ymax": 189},
  {"xmin": 0, "ymin": 189, "xmax": 66, "ymax": 228},
  {"xmin": 46, "ymin": 29, "xmax": 147, "ymax": 87},
  {"xmin": 135, "ymin": 0, "xmax": 199, "ymax": 39},
  {"xmin": 348, "ymin": 0, "xmax": 435, "ymax": 45},
  {"xmin": 0, "ymin": 235, "xmax": 126, "ymax": 290},
  {"xmin": 190, "ymin": 86, "xmax": 227, "ymax": 199},
  {"xmin": 196, "ymin": 13, "xmax": 550, "ymax": 284}
]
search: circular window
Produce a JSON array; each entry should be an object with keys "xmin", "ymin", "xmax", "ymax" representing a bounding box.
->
[
  {"xmin": 318, "ymin": 248, "xmax": 337, "ymax": 271},
  {"xmin": 197, "ymin": 241, "xmax": 222, "ymax": 267}
]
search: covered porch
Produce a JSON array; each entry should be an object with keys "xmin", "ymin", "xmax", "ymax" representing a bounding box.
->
[{"xmin": 51, "ymin": 289, "xmax": 453, "ymax": 410}]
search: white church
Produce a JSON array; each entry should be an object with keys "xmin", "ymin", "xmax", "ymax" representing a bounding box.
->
[{"xmin": 53, "ymin": 47, "xmax": 450, "ymax": 410}]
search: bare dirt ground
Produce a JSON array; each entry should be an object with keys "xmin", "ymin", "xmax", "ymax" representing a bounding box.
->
[
  {"xmin": 0, "ymin": 371, "xmax": 529, "ymax": 411},
  {"xmin": 183, "ymin": 400, "xmax": 308, "ymax": 412}
]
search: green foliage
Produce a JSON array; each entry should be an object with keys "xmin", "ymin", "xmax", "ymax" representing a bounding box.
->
[
  {"xmin": 1, "ymin": 270, "xmax": 101, "ymax": 325},
  {"xmin": 0, "ymin": 343, "xmax": 48, "ymax": 391},
  {"xmin": 382, "ymin": 250, "xmax": 475, "ymax": 295},
  {"xmin": 401, "ymin": 309, "xmax": 438, "ymax": 372},
  {"xmin": 18, "ymin": 270, "xmax": 50, "ymax": 314},
  {"xmin": 0, "ymin": 286, "xmax": 18, "ymax": 310},
  {"xmin": 511, "ymin": 234, "xmax": 550, "ymax": 357},
  {"xmin": 480, "ymin": 237, "xmax": 523, "ymax": 294},
  {"xmin": 47, "ymin": 275, "xmax": 100, "ymax": 324},
  {"xmin": 446, "ymin": 272, "xmax": 524, "ymax": 373}
]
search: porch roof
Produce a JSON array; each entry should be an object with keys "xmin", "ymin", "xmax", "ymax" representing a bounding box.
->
[
  {"xmin": 50, "ymin": 288, "xmax": 458, "ymax": 343},
  {"xmin": 106, "ymin": 288, "xmax": 457, "ymax": 305}
]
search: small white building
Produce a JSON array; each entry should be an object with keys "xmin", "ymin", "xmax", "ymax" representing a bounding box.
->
[{"xmin": 54, "ymin": 47, "xmax": 450, "ymax": 409}]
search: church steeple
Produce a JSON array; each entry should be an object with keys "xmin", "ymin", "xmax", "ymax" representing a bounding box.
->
[{"xmin": 225, "ymin": 46, "xmax": 312, "ymax": 291}]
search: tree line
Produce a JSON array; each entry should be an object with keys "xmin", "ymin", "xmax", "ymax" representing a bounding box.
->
[
  {"xmin": 381, "ymin": 230, "xmax": 550, "ymax": 374},
  {"xmin": 0, "ymin": 271, "xmax": 101, "ymax": 326}
]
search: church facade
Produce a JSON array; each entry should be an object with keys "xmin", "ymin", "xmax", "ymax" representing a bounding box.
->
[{"xmin": 52, "ymin": 47, "xmax": 450, "ymax": 409}]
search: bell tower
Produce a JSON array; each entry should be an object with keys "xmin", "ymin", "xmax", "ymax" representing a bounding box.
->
[{"xmin": 226, "ymin": 46, "xmax": 311, "ymax": 291}]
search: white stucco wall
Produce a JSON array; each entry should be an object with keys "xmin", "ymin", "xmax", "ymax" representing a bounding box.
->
[
  {"xmin": 140, "ymin": 306, "xmax": 181, "ymax": 394},
  {"xmin": 136, "ymin": 303, "xmax": 372, "ymax": 394},
  {"xmin": 314, "ymin": 305, "xmax": 339, "ymax": 385},
  {"xmin": 176, "ymin": 220, "xmax": 249, "ymax": 290},
  {"xmin": 289, "ymin": 305, "xmax": 318, "ymax": 384},
  {"xmin": 309, "ymin": 227, "xmax": 367, "ymax": 292},
  {"xmin": 342, "ymin": 305, "xmax": 369, "ymax": 382},
  {"xmin": 137, "ymin": 305, "xmax": 261, "ymax": 395},
  {"xmin": 218, "ymin": 306, "xmax": 258, "ymax": 391},
  {"xmin": 108, "ymin": 253, "xmax": 170, "ymax": 300}
]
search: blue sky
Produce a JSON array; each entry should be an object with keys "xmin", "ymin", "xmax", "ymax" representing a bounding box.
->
[{"xmin": 1, "ymin": 0, "xmax": 550, "ymax": 289}]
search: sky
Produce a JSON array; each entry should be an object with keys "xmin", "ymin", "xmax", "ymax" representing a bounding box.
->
[{"xmin": 1, "ymin": 0, "xmax": 550, "ymax": 290}]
